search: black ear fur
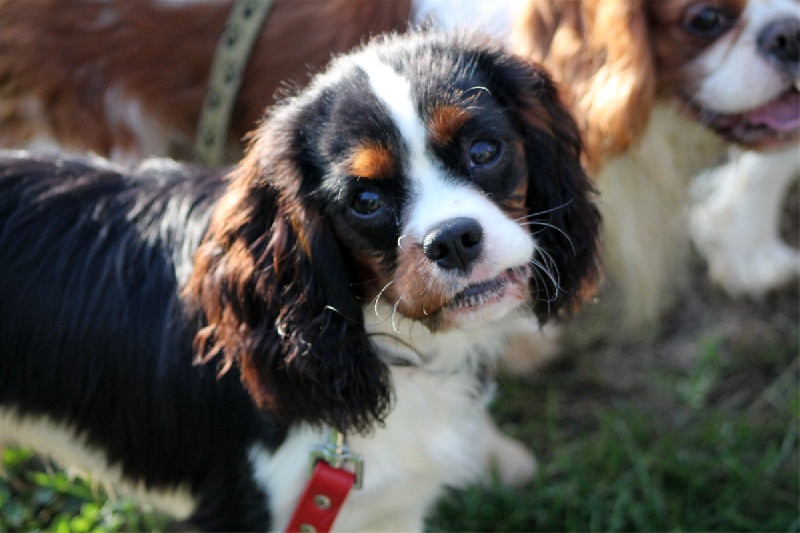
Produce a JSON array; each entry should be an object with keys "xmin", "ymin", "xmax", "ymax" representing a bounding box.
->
[
  {"xmin": 485, "ymin": 50, "xmax": 602, "ymax": 322},
  {"xmin": 187, "ymin": 108, "xmax": 391, "ymax": 435}
]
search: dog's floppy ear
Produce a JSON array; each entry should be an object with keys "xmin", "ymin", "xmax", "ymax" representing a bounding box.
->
[
  {"xmin": 484, "ymin": 49, "xmax": 602, "ymax": 323},
  {"xmin": 513, "ymin": 0, "xmax": 655, "ymax": 171},
  {"xmin": 187, "ymin": 107, "xmax": 391, "ymax": 435}
]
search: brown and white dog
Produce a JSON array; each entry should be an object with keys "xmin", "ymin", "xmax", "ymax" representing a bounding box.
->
[
  {"xmin": 0, "ymin": 31, "xmax": 600, "ymax": 530},
  {"xmin": 512, "ymin": 0, "xmax": 799, "ymax": 328}
]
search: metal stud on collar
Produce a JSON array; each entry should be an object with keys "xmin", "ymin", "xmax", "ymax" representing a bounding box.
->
[{"xmin": 193, "ymin": 0, "xmax": 274, "ymax": 166}]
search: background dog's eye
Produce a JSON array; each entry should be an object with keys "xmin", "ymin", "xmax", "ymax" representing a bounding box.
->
[
  {"xmin": 683, "ymin": 4, "xmax": 733, "ymax": 38},
  {"xmin": 468, "ymin": 140, "xmax": 500, "ymax": 167},
  {"xmin": 351, "ymin": 189, "xmax": 386, "ymax": 216}
]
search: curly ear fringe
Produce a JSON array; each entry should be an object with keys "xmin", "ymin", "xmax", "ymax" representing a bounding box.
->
[
  {"xmin": 513, "ymin": 0, "xmax": 655, "ymax": 171},
  {"xmin": 486, "ymin": 50, "xmax": 602, "ymax": 323},
  {"xmin": 186, "ymin": 141, "xmax": 391, "ymax": 435}
]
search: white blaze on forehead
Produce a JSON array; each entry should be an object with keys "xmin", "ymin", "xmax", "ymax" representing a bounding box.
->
[
  {"xmin": 355, "ymin": 52, "xmax": 430, "ymax": 166},
  {"xmin": 355, "ymin": 51, "xmax": 534, "ymax": 273},
  {"xmin": 354, "ymin": 51, "xmax": 451, "ymax": 229}
]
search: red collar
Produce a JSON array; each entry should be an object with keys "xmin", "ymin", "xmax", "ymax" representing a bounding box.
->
[{"xmin": 285, "ymin": 431, "xmax": 364, "ymax": 533}]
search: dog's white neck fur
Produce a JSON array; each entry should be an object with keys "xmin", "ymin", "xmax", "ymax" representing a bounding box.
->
[{"xmin": 253, "ymin": 306, "xmax": 528, "ymax": 531}]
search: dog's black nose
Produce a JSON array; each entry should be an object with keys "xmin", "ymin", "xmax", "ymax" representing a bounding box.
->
[
  {"xmin": 423, "ymin": 217, "xmax": 483, "ymax": 272},
  {"xmin": 758, "ymin": 18, "xmax": 800, "ymax": 73}
]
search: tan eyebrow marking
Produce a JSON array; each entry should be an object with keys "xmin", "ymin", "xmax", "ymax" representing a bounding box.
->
[
  {"xmin": 349, "ymin": 143, "xmax": 395, "ymax": 180},
  {"xmin": 428, "ymin": 105, "xmax": 470, "ymax": 146}
]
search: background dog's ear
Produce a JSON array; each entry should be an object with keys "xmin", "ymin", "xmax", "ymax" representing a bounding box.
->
[
  {"xmin": 187, "ymin": 116, "xmax": 391, "ymax": 435},
  {"xmin": 512, "ymin": 0, "xmax": 655, "ymax": 171},
  {"xmin": 484, "ymin": 49, "xmax": 602, "ymax": 323}
]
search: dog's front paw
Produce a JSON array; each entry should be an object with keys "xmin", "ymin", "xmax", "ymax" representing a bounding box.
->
[
  {"xmin": 485, "ymin": 429, "xmax": 537, "ymax": 487},
  {"xmin": 706, "ymin": 240, "xmax": 799, "ymax": 296},
  {"xmin": 499, "ymin": 322, "xmax": 561, "ymax": 377},
  {"xmin": 690, "ymin": 148, "xmax": 799, "ymax": 297}
]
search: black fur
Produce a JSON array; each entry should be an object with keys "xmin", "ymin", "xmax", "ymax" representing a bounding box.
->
[{"xmin": 0, "ymin": 154, "xmax": 282, "ymax": 529}]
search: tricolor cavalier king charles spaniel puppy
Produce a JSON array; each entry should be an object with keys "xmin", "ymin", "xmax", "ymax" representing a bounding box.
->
[{"xmin": 0, "ymin": 32, "xmax": 600, "ymax": 531}]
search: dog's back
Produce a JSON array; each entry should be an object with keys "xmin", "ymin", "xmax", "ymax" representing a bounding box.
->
[{"xmin": 0, "ymin": 152, "xmax": 281, "ymax": 529}]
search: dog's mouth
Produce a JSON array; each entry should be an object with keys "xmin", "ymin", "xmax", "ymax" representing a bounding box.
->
[
  {"xmin": 445, "ymin": 266, "xmax": 530, "ymax": 314},
  {"xmin": 683, "ymin": 84, "xmax": 800, "ymax": 149}
]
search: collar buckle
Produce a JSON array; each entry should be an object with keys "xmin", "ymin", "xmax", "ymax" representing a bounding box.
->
[{"xmin": 309, "ymin": 429, "xmax": 365, "ymax": 490}]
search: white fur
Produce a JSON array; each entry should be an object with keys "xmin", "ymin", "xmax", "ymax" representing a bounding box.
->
[
  {"xmin": 0, "ymin": 96, "xmax": 60, "ymax": 153},
  {"xmin": 598, "ymin": 0, "xmax": 800, "ymax": 328},
  {"xmin": 690, "ymin": 146, "xmax": 800, "ymax": 296},
  {"xmin": 597, "ymin": 104, "xmax": 724, "ymax": 328},
  {"xmin": 0, "ymin": 409, "xmax": 195, "ymax": 518},
  {"xmin": 691, "ymin": 0, "xmax": 800, "ymax": 113}
]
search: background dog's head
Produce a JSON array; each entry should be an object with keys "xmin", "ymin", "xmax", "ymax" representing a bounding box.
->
[
  {"xmin": 514, "ymin": 0, "xmax": 799, "ymax": 168},
  {"xmin": 652, "ymin": 0, "xmax": 799, "ymax": 149},
  {"xmin": 186, "ymin": 32, "xmax": 600, "ymax": 434}
]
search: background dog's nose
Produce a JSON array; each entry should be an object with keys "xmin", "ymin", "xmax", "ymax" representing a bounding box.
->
[
  {"xmin": 423, "ymin": 217, "xmax": 483, "ymax": 272},
  {"xmin": 758, "ymin": 19, "xmax": 800, "ymax": 73}
]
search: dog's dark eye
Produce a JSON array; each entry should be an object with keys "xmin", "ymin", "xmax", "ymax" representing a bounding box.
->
[
  {"xmin": 351, "ymin": 189, "xmax": 386, "ymax": 217},
  {"xmin": 468, "ymin": 140, "xmax": 500, "ymax": 167},
  {"xmin": 683, "ymin": 4, "xmax": 733, "ymax": 38}
]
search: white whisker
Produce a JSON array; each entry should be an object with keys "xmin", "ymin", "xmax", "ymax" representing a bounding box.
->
[
  {"xmin": 390, "ymin": 297, "xmax": 404, "ymax": 334},
  {"xmin": 513, "ymin": 199, "xmax": 574, "ymax": 223},
  {"xmin": 530, "ymin": 256, "xmax": 563, "ymax": 297},
  {"xmin": 371, "ymin": 280, "xmax": 396, "ymax": 319},
  {"xmin": 521, "ymin": 221, "xmax": 577, "ymax": 256},
  {"xmin": 397, "ymin": 234, "xmax": 413, "ymax": 250}
]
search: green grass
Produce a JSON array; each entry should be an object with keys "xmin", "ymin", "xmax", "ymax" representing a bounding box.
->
[
  {"xmin": 2, "ymin": 289, "xmax": 798, "ymax": 532},
  {"xmin": 3, "ymin": 355, "xmax": 796, "ymax": 532},
  {"xmin": 429, "ymin": 391, "xmax": 799, "ymax": 532},
  {"xmin": 0, "ymin": 447, "xmax": 170, "ymax": 532},
  {"xmin": 425, "ymin": 314, "xmax": 800, "ymax": 532}
]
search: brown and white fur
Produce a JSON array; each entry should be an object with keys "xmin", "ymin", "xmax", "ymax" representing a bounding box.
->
[
  {"xmin": 0, "ymin": 0, "xmax": 412, "ymax": 161},
  {"xmin": 512, "ymin": 0, "xmax": 799, "ymax": 330}
]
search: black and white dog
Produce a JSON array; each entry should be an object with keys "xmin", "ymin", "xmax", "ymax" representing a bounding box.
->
[{"xmin": 0, "ymin": 32, "xmax": 600, "ymax": 531}]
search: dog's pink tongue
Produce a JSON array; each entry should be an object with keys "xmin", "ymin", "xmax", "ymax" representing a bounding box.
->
[{"xmin": 745, "ymin": 91, "xmax": 800, "ymax": 132}]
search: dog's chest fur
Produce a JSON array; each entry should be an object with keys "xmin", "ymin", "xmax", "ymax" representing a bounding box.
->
[{"xmin": 253, "ymin": 363, "xmax": 493, "ymax": 531}]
